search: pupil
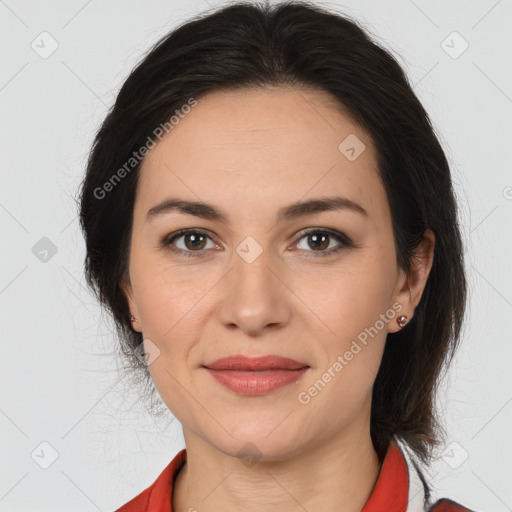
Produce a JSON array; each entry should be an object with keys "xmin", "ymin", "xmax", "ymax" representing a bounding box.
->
[
  {"xmin": 187, "ymin": 234, "xmax": 204, "ymax": 249},
  {"xmin": 310, "ymin": 233, "xmax": 328, "ymax": 250}
]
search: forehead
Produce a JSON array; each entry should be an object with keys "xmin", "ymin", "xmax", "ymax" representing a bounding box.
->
[{"xmin": 136, "ymin": 86, "xmax": 388, "ymax": 223}]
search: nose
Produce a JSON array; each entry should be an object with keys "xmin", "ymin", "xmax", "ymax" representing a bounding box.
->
[{"xmin": 215, "ymin": 243, "xmax": 292, "ymax": 336}]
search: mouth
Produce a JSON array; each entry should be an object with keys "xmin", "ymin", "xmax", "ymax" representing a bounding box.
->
[
  {"xmin": 203, "ymin": 354, "xmax": 309, "ymax": 371},
  {"xmin": 202, "ymin": 355, "xmax": 310, "ymax": 396}
]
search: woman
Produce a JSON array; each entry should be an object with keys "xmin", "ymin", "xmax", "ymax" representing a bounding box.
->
[{"xmin": 78, "ymin": 1, "xmax": 474, "ymax": 511}]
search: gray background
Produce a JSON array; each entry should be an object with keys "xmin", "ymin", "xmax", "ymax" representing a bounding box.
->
[{"xmin": 1, "ymin": 0, "xmax": 511, "ymax": 510}]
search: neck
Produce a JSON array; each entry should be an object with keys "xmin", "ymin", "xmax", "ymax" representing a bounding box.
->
[{"xmin": 172, "ymin": 411, "xmax": 382, "ymax": 512}]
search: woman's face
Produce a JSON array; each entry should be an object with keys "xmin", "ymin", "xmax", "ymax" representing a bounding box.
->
[{"xmin": 122, "ymin": 86, "xmax": 429, "ymax": 460}]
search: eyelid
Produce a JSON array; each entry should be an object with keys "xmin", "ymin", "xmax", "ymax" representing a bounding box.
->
[
  {"xmin": 292, "ymin": 227, "xmax": 354, "ymax": 257},
  {"xmin": 162, "ymin": 228, "xmax": 220, "ymax": 252},
  {"xmin": 161, "ymin": 227, "xmax": 354, "ymax": 258},
  {"xmin": 295, "ymin": 227, "xmax": 353, "ymax": 246}
]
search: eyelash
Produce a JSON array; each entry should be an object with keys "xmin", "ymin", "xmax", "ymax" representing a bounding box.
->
[{"xmin": 161, "ymin": 228, "xmax": 353, "ymax": 259}]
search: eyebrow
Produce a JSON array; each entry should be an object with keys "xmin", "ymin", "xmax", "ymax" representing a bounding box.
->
[{"xmin": 145, "ymin": 196, "xmax": 368, "ymax": 224}]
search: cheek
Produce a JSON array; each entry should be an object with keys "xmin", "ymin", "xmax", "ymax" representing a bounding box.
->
[
  {"xmin": 132, "ymin": 255, "xmax": 206, "ymax": 335},
  {"xmin": 139, "ymin": 275, "xmax": 202, "ymax": 417},
  {"xmin": 293, "ymin": 257, "xmax": 395, "ymax": 396},
  {"xmin": 298, "ymin": 260, "xmax": 395, "ymax": 336},
  {"xmin": 130, "ymin": 271, "xmax": 208, "ymax": 407}
]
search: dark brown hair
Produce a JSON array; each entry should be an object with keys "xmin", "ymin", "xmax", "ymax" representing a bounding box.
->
[{"xmin": 78, "ymin": 0, "xmax": 467, "ymax": 465}]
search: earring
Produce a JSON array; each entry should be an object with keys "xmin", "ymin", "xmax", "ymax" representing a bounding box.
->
[
  {"xmin": 130, "ymin": 315, "xmax": 140, "ymax": 323},
  {"xmin": 397, "ymin": 315, "xmax": 408, "ymax": 329}
]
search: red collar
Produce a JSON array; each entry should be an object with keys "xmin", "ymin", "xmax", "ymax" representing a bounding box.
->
[
  {"xmin": 362, "ymin": 440, "xmax": 409, "ymax": 511},
  {"xmin": 117, "ymin": 439, "xmax": 411, "ymax": 511}
]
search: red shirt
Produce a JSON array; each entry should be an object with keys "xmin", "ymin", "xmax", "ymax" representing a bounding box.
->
[{"xmin": 116, "ymin": 439, "xmax": 475, "ymax": 511}]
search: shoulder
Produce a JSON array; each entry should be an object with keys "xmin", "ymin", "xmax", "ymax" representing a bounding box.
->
[
  {"xmin": 428, "ymin": 497, "xmax": 477, "ymax": 511},
  {"xmin": 115, "ymin": 449, "xmax": 187, "ymax": 512},
  {"xmin": 390, "ymin": 438, "xmax": 477, "ymax": 512},
  {"xmin": 115, "ymin": 487, "xmax": 151, "ymax": 512}
]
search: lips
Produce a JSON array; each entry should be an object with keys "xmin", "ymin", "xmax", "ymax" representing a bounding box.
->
[
  {"xmin": 203, "ymin": 354, "xmax": 309, "ymax": 371},
  {"xmin": 202, "ymin": 355, "xmax": 310, "ymax": 396}
]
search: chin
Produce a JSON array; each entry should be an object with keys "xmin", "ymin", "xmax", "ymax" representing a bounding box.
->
[{"xmin": 207, "ymin": 423, "xmax": 306, "ymax": 463}]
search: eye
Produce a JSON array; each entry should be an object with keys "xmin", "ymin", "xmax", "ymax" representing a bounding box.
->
[
  {"xmin": 161, "ymin": 229, "xmax": 219, "ymax": 258},
  {"xmin": 161, "ymin": 227, "xmax": 353, "ymax": 259},
  {"xmin": 294, "ymin": 228, "xmax": 353, "ymax": 257}
]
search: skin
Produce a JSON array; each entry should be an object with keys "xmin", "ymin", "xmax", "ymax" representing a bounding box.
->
[{"xmin": 121, "ymin": 86, "xmax": 435, "ymax": 512}]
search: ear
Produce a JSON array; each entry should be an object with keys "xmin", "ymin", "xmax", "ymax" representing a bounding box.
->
[
  {"xmin": 120, "ymin": 275, "xmax": 142, "ymax": 333},
  {"xmin": 388, "ymin": 229, "xmax": 435, "ymax": 333}
]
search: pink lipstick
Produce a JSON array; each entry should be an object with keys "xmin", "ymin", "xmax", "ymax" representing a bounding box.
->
[{"xmin": 203, "ymin": 355, "xmax": 309, "ymax": 396}]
